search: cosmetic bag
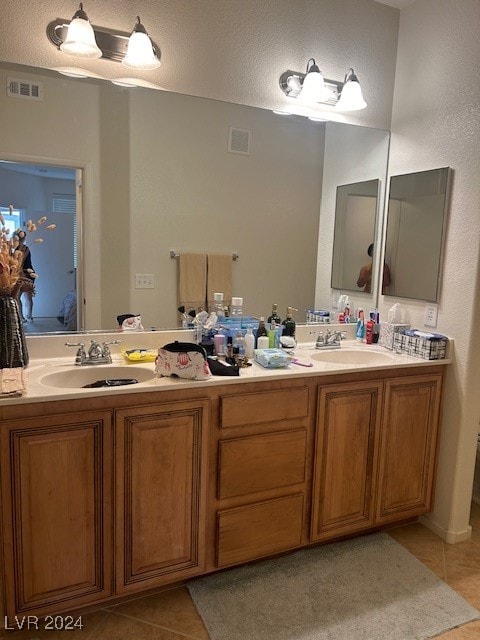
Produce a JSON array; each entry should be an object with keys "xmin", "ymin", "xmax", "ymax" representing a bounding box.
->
[{"xmin": 156, "ymin": 342, "xmax": 211, "ymax": 380}]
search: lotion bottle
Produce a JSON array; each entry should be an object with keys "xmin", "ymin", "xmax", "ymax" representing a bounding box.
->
[
  {"xmin": 244, "ymin": 325, "xmax": 255, "ymax": 359},
  {"xmin": 356, "ymin": 308, "xmax": 365, "ymax": 341}
]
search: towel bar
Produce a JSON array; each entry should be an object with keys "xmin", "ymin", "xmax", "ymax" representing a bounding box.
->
[{"xmin": 170, "ymin": 250, "xmax": 238, "ymax": 260}]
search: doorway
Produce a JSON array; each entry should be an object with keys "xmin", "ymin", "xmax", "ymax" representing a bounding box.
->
[{"xmin": 0, "ymin": 160, "xmax": 81, "ymax": 334}]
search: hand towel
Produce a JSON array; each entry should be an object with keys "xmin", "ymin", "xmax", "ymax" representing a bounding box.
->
[
  {"xmin": 0, "ymin": 367, "xmax": 27, "ymax": 397},
  {"xmin": 207, "ymin": 254, "xmax": 232, "ymax": 309},
  {"xmin": 178, "ymin": 253, "xmax": 207, "ymax": 312}
]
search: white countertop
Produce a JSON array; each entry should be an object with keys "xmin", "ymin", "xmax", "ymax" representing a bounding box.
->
[{"xmin": 0, "ymin": 340, "xmax": 450, "ymax": 406}]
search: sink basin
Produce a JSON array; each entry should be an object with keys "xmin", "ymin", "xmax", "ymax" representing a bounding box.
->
[
  {"xmin": 310, "ymin": 349, "xmax": 395, "ymax": 366},
  {"xmin": 39, "ymin": 365, "xmax": 156, "ymax": 389}
]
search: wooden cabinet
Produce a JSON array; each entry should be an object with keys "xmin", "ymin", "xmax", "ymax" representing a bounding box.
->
[
  {"xmin": 0, "ymin": 410, "xmax": 112, "ymax": 619},
  {"xmin": 376, "ymin": 373, "xmax": 443, "ymax": 524},
  {"xmin": 115, "ymin": 399, "xmax": 210, "ymax": 595},
  {"xmin": 215, "ymin": 387, "xmax": 310, "ymax": 567},
  {"xmin": 0, "ymin": 366, "xmax": 445, "ymax": 619},
  {"xmin": 311, "ymin": 381, "xmax": 383, "ymax": 541}
]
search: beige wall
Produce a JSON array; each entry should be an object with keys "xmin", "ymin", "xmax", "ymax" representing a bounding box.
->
[
  {"xmin": 128, "ymin": 91, "xmax": 325, "ymax": 328},
  {"xmin": 383, "ymin": 0, "xmax": 480, "ymax": 542},
  {"xmin": 0, "ymin": 0, "xmax": 399, "ymax": 130}
]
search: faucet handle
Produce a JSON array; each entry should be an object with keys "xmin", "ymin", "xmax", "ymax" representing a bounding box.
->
[
  {"xmin": 65, "ymin": 342, "xmax": 86, "ymax": 364},
  {"xmin": 102, "ymin": 339, "xmax": 122, "ymax": 347}
]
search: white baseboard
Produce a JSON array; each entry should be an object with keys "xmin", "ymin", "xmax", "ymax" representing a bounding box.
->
[{"xmin": 419, "ymin": 514, "xmax": 472, "ymax": 544}]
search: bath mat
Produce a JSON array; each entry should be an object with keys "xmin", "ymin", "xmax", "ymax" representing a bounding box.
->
[{"xmin": 188, "ymin": 532, "xmax": 479, "ymax": 640}]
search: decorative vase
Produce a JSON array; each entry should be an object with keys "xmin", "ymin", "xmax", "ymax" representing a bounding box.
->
[{"xmin": 0, "ymin": 296, "xmax": 29, "ymax": 369}]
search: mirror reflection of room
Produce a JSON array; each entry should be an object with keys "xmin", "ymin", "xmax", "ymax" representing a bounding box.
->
[
  {"xmin": 0, "ymin": 161, "xmax": 78, "ymax": 333},
  {"xmin": 330, "ymin": 179, "xmax": 380, "ymax": 293},
  {"xmin": 383, "ymin": 167, "xmax": 450, "ymax": 301}
]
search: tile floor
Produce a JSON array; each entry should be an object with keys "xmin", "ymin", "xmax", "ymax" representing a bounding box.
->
[{"xmin": 3, "ymin": 504, "xmax": 480, "ymax": 639}]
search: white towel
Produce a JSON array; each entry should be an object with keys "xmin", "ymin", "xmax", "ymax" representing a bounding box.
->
[{"xmin": 0, "ymin": 367, "xmax": 27, "ymax": 397}]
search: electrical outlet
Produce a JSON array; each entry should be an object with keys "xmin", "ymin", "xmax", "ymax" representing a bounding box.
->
[
  {"xmin": 135, "ymin": 274, "xmax": 155, "ymax": 289},
  {"xmin": 424, "ymin": 303, "xmax": 438, "ymax": 328}
]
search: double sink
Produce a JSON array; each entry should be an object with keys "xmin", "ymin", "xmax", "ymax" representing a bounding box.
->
[{"xmin": 35, "ymin": 343, "xmax": 395, "ymax": 390}]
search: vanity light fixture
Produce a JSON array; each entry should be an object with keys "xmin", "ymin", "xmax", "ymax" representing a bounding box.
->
[
  {"xmin": 335, "ymin": 68, "xmax": 367, "ymax": 111},
  {"xmin": 58, "ymin": 3, "xmax": 102, "ymax": 59},
  {"xmin": 279, "ymin": 60, "xmax": 367, "ymax": 111},
  {"xmin": 122, "ymin": 17, "xmax": 161, "ymax": 70},
  {"xmin": 47, "ymin": 6, "xmax": 161, "ymax": 69},
  {"xmin": 297, "ymin": 58, "xmax": 333, "ymax": 104}
]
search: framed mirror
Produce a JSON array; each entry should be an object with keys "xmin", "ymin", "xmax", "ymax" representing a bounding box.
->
[
  {"xmin": 383, "ymin": 167, "xmax": 451, "ymax": 301},
  {"xmin": 331, "ymin": 179, "xmax": 380, "ymax": 293}
]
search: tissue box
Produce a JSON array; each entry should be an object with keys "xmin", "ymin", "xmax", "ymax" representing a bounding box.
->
[
  {"xmin": 379, "ymin": 322, "xmax": 411, "ymax": 350},
  {"xmin": 393, "ymin": 330, "xmax": 448, "ymax": 360},
  {"xmin": 254, "ymin": 348, "xmax": 290, "ymax": 369}
]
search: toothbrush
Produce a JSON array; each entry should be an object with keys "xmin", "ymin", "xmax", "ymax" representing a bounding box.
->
[{"xmin": 289, "ymin": 357, "xmax": 313, "ymax": 368}]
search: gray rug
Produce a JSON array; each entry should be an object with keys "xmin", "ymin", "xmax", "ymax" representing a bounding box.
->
[{"xmin": 188, "ymin": 532, "xmax": 479, "ymax": 640}]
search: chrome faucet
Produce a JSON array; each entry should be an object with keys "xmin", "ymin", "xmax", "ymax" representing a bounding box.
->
[
  {"xmin": 66, "ymin": 340, "xmax": 121, "ymax": 365},
  {"xmin": 314, "ymin": 329, "xmax": 346, "ymax": 350}
]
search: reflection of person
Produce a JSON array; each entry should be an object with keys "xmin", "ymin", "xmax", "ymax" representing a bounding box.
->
[
  {"xmin": 357, "ymin": 243, "xmax": 391, "ymax": 294},
  {"xmin": 15, "ymin": 231, "xmax": 35, "ymax": 322}
]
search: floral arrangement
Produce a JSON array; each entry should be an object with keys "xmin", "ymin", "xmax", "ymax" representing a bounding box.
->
[{"xmin": 0, "ymin": 205, "xmax": 56, "ymax": 297}]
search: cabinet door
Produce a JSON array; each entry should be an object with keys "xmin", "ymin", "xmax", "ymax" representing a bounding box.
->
[
  {"xmin": 311, "ymin": 381, "xmax": 383, "ymax": 541},
  {"xmin": 115, "ymin": 399, "xmax": 209, "ymax": 595},
  {"xmin": 0, "ymin": 411, "xmax": 112, "ymax": 619},
  {"xmin": 376, "ymin": 373, "xmax": 442, "ymax": 525}
]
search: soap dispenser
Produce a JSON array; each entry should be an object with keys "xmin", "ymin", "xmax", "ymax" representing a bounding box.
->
[{"xmin": 282, "ymin": 307, "xmax": 297, "ymax": 337}]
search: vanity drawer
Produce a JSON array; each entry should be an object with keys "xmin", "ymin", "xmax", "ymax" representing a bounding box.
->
[
  {"xmin": 216, "ymin": 494, "xmax": 304, "ymax": 567},
  {"xmin": 218, "ymin": 429, "xmax": 307, "ymax": 499},
  {"xmin": 220, "ymin": 388, "xmax": 309, "ymax": 429}
]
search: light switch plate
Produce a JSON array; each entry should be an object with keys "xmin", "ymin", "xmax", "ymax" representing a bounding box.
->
[
  {"xmin": 424, "ymin": 303, "xmax": 438, "ymax": 328},
  {"xmin": 135, "ymin": 274, "xmax": 155, "ymax": 289}
]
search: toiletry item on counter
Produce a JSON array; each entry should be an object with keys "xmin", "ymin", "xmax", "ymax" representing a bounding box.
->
[
  {"xmin": 379, "ymin": 322, "xmax": 411, "ymax": 350},
  {"xmin": 268, "ymin": 322, "xmax": 277, "ymax": 348},
  {"xmin": 233, "ymin": 330, "xmax": 245, "ymax": 356},
  {"xmin": 280, "ymin": 335, "xmax": 296, "ymax": 350},
  {"xmin": 282, "ymin": 307, "xmax": 297, "ymax": 337},
  {"xmin": 267, "ymin": 303, "xmax": 282, "ymax": 326},
  {"xmin": 356, "ymin": 308, "xmax": 365, "ymax": 341},
  {"xmin": 255, "ymin": 317, "xmax": 268, "ymax": 346},
  {"xmin": 254, "ymin": 348, "xmax": 290, "ymax": 369},
  {"xmin": 212, "ymin": 292, "xmax": 225, "ymax": 318},
  {"xmin": 387, "ymin": 302, "xmax": 403, "ymax": 323},
  {"xmin": 244, "ymin": 326, "xmax": 255, "ymax": 359},
  {"xmin": 393, "ymin": 329, "xmax": 448, "ymax": 360},
  {"xmin": 257, "ymin": 335, "xmax": 270, "ymax": 349},
  {"xmin": 213, "ymin": 331, "xmax": 226, "ymax": 356},
  {"xmin": 365, "ymin": 313, "xmax": 375, "ymax": 344},
  {"xmin": 365, "ymin": 310, "xmax": 380, "ymax": 344},
  {"xmin": 230, "ymin": 297, "xmax": 243, "ymax": 317}
]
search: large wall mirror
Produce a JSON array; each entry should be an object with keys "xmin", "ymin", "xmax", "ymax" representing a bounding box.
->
[
  {"xmin": 331, "ymin": 179, "xmax": 379, "ymax": 293},
  {"xmin": 0, "ymin": 61, "xmax": 390, "ymax": 333},
  {"xmin": 383, "ymin": 167, "xmax": 451, "ymax": 301}
]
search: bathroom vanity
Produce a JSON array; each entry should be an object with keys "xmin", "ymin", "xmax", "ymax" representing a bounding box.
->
[{"xmin": 0, "ymin": 343, "xmax": 446, "ymax": 622}]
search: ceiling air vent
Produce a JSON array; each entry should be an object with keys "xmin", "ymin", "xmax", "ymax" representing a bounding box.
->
[
  {"xmin": 7, "ymin": 77, "xmax": 43, "ymax": 101},
  {"xmin": 228, "ymin": 127, "xmax": 250, "ymax": 155}
]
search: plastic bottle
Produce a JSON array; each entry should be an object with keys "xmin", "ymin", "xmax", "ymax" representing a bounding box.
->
[
  {"xmin": 267, "ymin": 303, "xmax": 282, "ymax": 326},
  {"xmin": 244, "ymin": 325, "xmax": 255, "ymax": 359},
  {"xmin": 268, "ymin": 321, "xmax": 277, "ymax": 348},
  {"xmin": 230, "ymin": 297, "xmax": 243, "ymax": 317},
  {"xmin": 212, "ymin": 292, "xmax": 225, "ymax": 319},
  {"xmin": 356, "ymin": 308, "xmax": 365, "ymax": 341},
  {"xmin": 233, "ymin": 330, "xmax": 245, "ymax": 356},
  {"xmin": 365, "ymin": 312, "xmax": 375, "ymax": 344},
  {"xmin": 257, "ymin": 335, "xmax": 270, "ymax": 350},
  {"xmin": 282, "ymin": 307, "xmax": 297, "ymax": 337},
  {"xmin": 213, "ymin": 329, "xmax": 226, "ymax": 356}
]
